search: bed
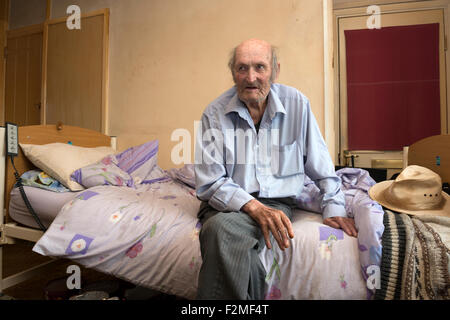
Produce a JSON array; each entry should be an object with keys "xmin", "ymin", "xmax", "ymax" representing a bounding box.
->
[
  {"xmin": 0, "ymin": 124, "xmax": 115, "ymax": 292},
  {"xmin": 1, "ymin": 125, "xmax": 448, "ymax": 300}
]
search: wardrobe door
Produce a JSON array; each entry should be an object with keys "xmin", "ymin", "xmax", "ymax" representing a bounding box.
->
[{"xmin": 44, "ymin": 9, "xmax": 109, "ymax": 133}]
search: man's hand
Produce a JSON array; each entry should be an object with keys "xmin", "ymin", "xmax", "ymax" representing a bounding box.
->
[
  {"xmin": 323, "ymin": 216, "xmax": 358, "ymax": 238},
  {"xmin": 242, "ymin": 199, "xmax": 294, "ymax": 251}
]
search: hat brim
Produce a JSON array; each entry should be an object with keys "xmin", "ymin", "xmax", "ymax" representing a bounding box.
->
[{"xmin": 369, "ymin": 180, "xmax": 450, "ymax": 217}]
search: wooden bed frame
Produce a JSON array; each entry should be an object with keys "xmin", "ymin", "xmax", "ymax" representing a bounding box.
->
[
  {"xmin": 0, "ymin": 124, "xmax": 115, "ymax": 294},
  {"xmin": 405, "ymin": 134, "xmax": 450, "ymax": 183},
  {"xmin": 0, "ymin": 125, "xmax": 447, "ymax": 297}
]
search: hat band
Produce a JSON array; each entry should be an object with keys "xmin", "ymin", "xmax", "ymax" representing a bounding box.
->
[{"xmin": 383, "ymin": 188, "xmax": 445, "ymax": 211}]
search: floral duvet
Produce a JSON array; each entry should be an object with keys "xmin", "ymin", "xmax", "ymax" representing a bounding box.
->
[{"xmin": 33, "ymin": 177, "xmax": 375, "ymax": 299}]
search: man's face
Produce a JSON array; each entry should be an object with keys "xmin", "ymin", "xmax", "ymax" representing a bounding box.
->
[{"xmin": 233, "ymin": 42, "xmax": 274, "ymax": 106}]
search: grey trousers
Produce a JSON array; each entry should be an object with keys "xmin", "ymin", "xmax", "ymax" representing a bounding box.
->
[{"xmin": 196, "ymin": 197, "xmax": 293, "ymax": 300}]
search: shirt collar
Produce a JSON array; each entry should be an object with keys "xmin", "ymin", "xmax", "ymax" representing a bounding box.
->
[
  {"xmin": 266, "ymin": 86, "xmax": 287, "ymax": 119},
  {"xmin": 224, "ymin": 85, "xmax": 286, "ymax": 121},
  {"xmin": 224, "ymin": 88, "xmax": 247, "ymax": 118}
]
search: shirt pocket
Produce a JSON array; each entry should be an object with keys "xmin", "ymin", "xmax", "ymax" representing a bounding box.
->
[{"xmin": 271, "ymin": 141, "xmax": 304, "ymax": 177}]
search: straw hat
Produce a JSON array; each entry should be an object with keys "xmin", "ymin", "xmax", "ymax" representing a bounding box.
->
[{"xmin": 369, "ymin": 165, "xmax": 450, "ymax": 217}]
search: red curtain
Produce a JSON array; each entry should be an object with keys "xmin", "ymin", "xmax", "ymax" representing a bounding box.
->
[{"xmin": 345, "ymin": 23, "xmax": 440, "ymax": 150}]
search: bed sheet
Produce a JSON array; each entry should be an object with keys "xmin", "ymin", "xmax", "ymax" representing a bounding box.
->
[
  {"xmin": 260, "ymin": 210, "xmax": 366, "ymax": 299},
  {"xmin": 9, "ymin": 186, "xmax": 81, "ymax": 229},
  {"xmin": 33, "ymin": 179, "xmax": 366, "ymax": 300},
  {"xmin": 297, "ymin": 168, "xmax": 385, "ymax": 299}
]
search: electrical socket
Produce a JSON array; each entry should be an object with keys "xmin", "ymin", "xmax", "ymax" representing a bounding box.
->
[{"xmin": 5, "ymin": 122, "xmax": 18, "ymax": 157}]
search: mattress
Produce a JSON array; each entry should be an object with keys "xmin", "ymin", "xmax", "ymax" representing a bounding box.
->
[
  {"xmin": 32, "ymin": 179, "xmax": 367, "ymax": 300},
  {"xmin": 9, "ymin": 186, "xmax": 81, "ymax": 229}
]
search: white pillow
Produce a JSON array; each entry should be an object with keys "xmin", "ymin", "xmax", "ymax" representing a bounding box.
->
[{"xmin": 19, "ymin": 143, "xmax": 115, "ymax": 191}]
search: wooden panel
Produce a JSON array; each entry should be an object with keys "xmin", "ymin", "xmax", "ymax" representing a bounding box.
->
[
  {"xmin": 4, "ymin": 37, "xmax": 16, "ymax": 124},
  {"xmin": 7, "ymin": 23, "xmax": 42, "ymax": 38},
  {"xmin": 4, "ymin": 124, "xmax": 111, "ymax": 222},
  {"xmin": 408, "ymin": 134, "xmax": 450, "ymax": 183},
  {"xmin": 15, "ymin": 36, "xmax": 28, "ymax": 125},
  {"xmin": 0, "ymin": 0, "xmax": 8, "ymax": 126},
  {"xmin": 18, "ymin": 124, "xmax": 111, "ymax": 146},
  {"xmin": 27, "ymin": 32, "xmax": 42, "ymax": 125},
  {"xmin": 45, "ymin": 13, "xmax": 105, "ymax": 133},
  {"xmin": 4, "ymin": 26, "xmax": 43, "ymax": 126}
]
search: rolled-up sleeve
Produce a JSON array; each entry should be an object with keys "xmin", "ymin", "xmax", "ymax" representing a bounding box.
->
[
  {"xmin": 194, "ymin": 113, "xmax": 254, "ymax": 212},
  {"xmin": 301, "ymin": 98, "xmax": 347, "ymax": 220}
]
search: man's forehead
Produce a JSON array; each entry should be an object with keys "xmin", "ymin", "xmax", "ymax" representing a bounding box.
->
[{"xmin": 235, "ymin": 39, "xmax": 272, "ymax": 63}]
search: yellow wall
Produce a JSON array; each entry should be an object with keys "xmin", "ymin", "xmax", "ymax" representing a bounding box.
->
[
  {"xmin": 9, "ymin": 0, "xmax": 46, "ymax": 29},
  {"xmin": 50, "ymin": 0, "xmax": 329, "ymax": 169}
]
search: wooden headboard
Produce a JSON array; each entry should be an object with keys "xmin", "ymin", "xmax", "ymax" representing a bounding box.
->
[
  {"xmin": 4, "ymin": 124, "xmax": 112, "ymax": 223},
  {"xmin": 407, "ymin": 134, "xmax": 450, "ymax": 183}
]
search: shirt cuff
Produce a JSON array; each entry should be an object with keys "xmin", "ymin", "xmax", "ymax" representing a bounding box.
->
[
  {"xmin": 322, "ymin": 204, "xmax": 347, "ymax": 220},
  {"xmin": 226, "ymin": 188, "xmax": 255, "ymax": 212}
]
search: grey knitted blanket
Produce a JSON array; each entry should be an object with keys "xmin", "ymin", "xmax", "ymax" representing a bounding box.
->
[{"xmin": 375, "ymin": 210, "xmax": 450, "ymax": 300}]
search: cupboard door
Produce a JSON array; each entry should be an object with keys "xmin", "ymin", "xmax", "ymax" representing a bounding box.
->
[
  {"xmin": 5, "ymin": 31, "xmax": 42, "ymax": 126},
  {"xmin": 44, "ymin": 10, "xmax": 108, "ymax": 133}
]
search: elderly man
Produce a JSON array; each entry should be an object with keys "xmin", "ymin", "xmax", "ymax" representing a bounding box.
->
[{"xmin": 194, "ymin": 39, "xmax": 357, "ymax": 300}]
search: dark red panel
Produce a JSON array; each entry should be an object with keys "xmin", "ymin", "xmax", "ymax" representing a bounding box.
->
[{"xmin": 345, "ymin": 23, "xmax": 440, "ymax": 150}]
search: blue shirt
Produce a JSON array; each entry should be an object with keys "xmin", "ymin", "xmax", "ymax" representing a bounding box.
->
[{"xmin": 194, "ymin": 83, "xmax": 346, "ymax": 219}]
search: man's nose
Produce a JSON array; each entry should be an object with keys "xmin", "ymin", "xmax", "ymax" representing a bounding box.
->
[{"xmin": 246, "ymin": 68, "xmax": 257, "ymax": 83}]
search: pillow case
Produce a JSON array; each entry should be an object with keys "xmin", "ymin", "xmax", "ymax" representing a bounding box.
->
[
  {"xmin": 19, "ymin": 143, "xmax": 115, "ymax": 191},
  {"xmin": 115, "ymin": 140, "xmax": 158, "ymax": 185},
  {"xmin": 71, "ymin": 154, "xmax": 135, "ymax": 188}
]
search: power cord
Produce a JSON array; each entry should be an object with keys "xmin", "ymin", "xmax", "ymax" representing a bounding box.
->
[{"xmin": 10, "ymin": 155, "xmax": 47, "ymax": 231}]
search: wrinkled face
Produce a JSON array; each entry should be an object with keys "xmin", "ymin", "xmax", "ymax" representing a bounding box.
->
[{"xmin": 232, "ymin": 42, "xmax": 274, "ymax": 106}]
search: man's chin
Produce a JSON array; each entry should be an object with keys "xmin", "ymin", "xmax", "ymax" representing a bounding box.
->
[{"xmin": 238, "ymin": 93, "xmax": 265, "ymax": 105}]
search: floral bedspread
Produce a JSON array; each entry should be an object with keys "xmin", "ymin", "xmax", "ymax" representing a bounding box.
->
[
  {"xmin": 296, "ymin": 167, "xmax": 385, "ymax": 299},
  {"xmin": 33, "ymin": 168, "xmax": 379, "ymax": 299}
]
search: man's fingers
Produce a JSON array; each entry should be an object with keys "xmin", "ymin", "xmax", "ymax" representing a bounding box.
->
[
  {"xmin": 341, "ymin": 218, "xmax": 357, "ymax": 237},
  {"xmin": 273, "ymin": 216, "xmax": 290, "ymax": 249},
  {"xmin": 347, "ymin": 219, "xmax": 358, "ymax": 237},
  {"xmin": 247, "ymin": 204, "xmax": 293, "ymax": 251},
  {"xmin": 324, "ymin": 218, "xmax": 340, "ymax": 229},
  {"xmin": 267, "ymin": 220, "xmax": 286, "ymax": 251},
  {"xmin": 281, "ymin": 214, "xmax": 295, "ymax": 239},
  {"xmin": 323, "ymin": 217, "xmax": 358, "ymax": 237},
  {"xmin": 340, "ymin": 222, "xmax": 353, "ymax": 238},
  {"xmin": 261, "ymin": 226, "xmax": 272, "ymax": 250}
]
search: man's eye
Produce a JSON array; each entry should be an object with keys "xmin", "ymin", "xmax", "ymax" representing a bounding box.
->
[
  {"xmin": 257, "ymin": 65, "xmax": 265, "ymax": 70},
  {"xmin": 238, "ymin": 66, "xmax": 247, "ymax": 71}
]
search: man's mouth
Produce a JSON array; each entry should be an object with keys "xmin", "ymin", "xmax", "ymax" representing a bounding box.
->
[{"xmin": 245, "ymin": 86, "xmax": 258, "ymax": 90}]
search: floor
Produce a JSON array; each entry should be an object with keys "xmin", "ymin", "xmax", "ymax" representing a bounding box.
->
[{"xmin": 1, "ymin": 241, "xmax": 182, "ymax": 300}]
